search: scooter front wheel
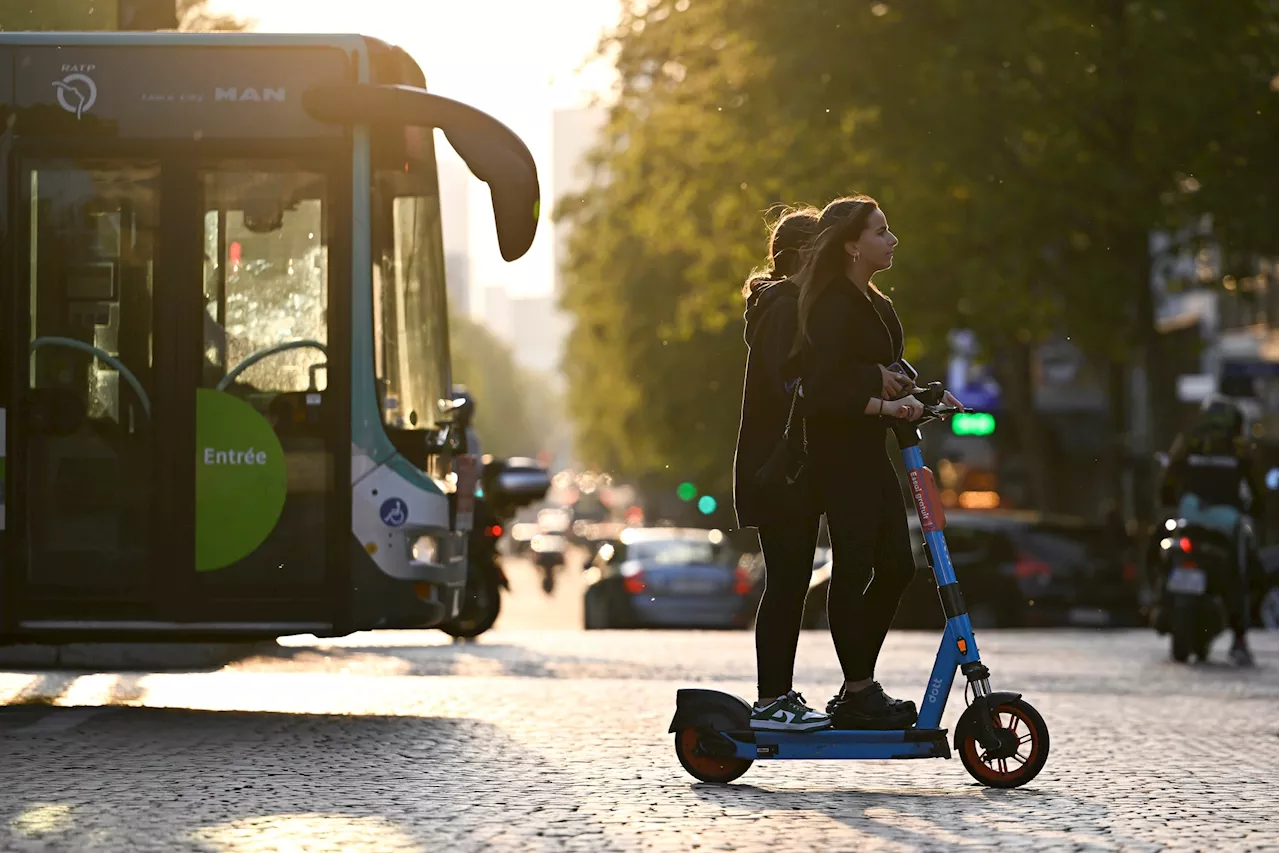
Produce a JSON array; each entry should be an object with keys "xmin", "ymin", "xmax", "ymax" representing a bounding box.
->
[
  {"xmin": 674, "ymin": 728, "xmax": 752, "ymax": 784},
  {"xmin": 959, "ymin": 698, "xmax": 1050, "ymax": 789}
]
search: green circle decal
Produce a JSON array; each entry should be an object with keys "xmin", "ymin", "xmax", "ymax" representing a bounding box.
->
[{"xmin": 195, "ymin": 388, "xmax": 287, "ymax": 571}]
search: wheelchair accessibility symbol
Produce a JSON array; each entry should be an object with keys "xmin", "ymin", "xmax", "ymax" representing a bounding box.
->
[{"xmin": 379, "ymin": 497, "xmax": 409, "ymax": 528}]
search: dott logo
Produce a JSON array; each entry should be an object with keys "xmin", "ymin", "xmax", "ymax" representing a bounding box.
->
[
  {"xmin": 53, "ymin": 71, "xmax": 98, "ymax": 119},
  {"xmin": 927, "ymin": 677, "xmax": 945, "ymax": 704}
]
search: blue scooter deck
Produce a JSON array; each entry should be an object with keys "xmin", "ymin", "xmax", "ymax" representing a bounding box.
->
[{"xmin": 723, "ymin": 728, "xmax": 951, "ymax": 761}]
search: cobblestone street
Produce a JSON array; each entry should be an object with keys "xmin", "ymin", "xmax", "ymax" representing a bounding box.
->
[{"xmin": 1, "ymin": 559, "xmax": 1276, "ymax": 852}]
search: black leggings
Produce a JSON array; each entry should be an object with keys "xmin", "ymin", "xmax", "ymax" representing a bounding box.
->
[
  {"xmin": 755, "ymin": 517, "xmax": 821, "ymax": 699},
  {"xmin": 753, "ymin": 453, "xmax": 917, "ymax": 697},
  {"xmin": 820, "ymin": 453, "xmax": 918, "ymax": 682}
]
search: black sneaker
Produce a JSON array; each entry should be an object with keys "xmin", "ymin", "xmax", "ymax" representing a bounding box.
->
[
  {"xmin": 828, "ymin": 682, "xmax": 919, "ymax": 730},
  {"xmin": 826, "ymin": 681, "xmax": 916, "ymax": 716},
  {"xmin": 1229, "ymin": 638, "xmax": 1255, "ymax": 667}
]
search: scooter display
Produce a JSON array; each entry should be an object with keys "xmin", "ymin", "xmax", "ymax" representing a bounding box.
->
[{"xmin": 670, "ymin": 383, "xmax": 1051, "ymax": 788}]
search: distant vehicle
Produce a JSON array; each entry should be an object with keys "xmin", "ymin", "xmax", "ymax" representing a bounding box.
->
[
  {"xmin": 531, "ymin": 532, "xmax": 570, "ymax": 594},
  {"xmin": 583, "ymin": 528, "xmax": 754, "ymax": 629},
  {"xmin": 803, "ymin": 510, "xmax": 1143, "ymax": 630},
  {"xmin": 537, "ymin": 507, "xmax": 573, "ymax": 534}
]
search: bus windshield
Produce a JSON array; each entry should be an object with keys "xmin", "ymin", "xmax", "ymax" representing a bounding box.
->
[{"xmin": 372, "ymin": 129, "xmax": 450, "ymax": 430}]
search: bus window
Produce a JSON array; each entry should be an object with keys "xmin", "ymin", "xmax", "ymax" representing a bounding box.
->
[
  {"xmin": 202, "ymin": 166, "xmax": 328, "ymax": 394},
  {"xmin": 24, "ymin": 159, "xmax": 158, "ymax": 582},
  {"xmin": 372, "ymin": 162, "xmax": 449, "ymax": 431}
]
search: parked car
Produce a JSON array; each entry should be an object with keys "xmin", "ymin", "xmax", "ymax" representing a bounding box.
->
[
  {"xmin": 583, "ymin": 527, "xmax": 754, "ymax": 629},
  {"xmin": 802, "ymin": 510, "xmax": 1144, "ymax": 630}
]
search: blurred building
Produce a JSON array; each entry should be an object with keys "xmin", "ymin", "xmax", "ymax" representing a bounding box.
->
[
  {"xmin": 1153, "ymin": 246, "xmax": 1279, "ymax": 542},
  {"xmin": 553, "ymin": 106, "xmax": 609, "ymax": 295},
  {"xmin": 508, "ymin": 294, "xmax": 571, "ymax": 378},
  {"xmin": 437, "ymin": 157, "xmax": 473, "ymax": 317},
  {"xmin": 482, "ymin": 285, "xmax": 513, "ymax": 340}
]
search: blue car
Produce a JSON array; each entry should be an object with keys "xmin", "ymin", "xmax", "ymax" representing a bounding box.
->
[{"xmin": 583, "ymin": 527, "xmax": 756, "ymax": 629}]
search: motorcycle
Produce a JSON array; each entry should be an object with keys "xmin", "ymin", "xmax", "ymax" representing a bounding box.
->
[
  {"xmin": 441, "ymin": 457, "xmax": 550, "ymax": 639},
  {"xmin": 1153, "ymin": 518, "xmax": 1232, "ymax": 662},
  {"xmin": 531, "ymin": 532, "xmax": 569, "ymax": 595}
]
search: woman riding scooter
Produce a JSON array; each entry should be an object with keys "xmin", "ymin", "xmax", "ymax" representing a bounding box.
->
[{"xmin": 1156, "ymin": 395, "xmax": 1265, "ymax": 666}]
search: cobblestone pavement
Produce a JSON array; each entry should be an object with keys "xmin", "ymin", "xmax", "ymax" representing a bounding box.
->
[{"xmin": 0, "ymin": 560, "xmax": 1276, "ymax": 852}]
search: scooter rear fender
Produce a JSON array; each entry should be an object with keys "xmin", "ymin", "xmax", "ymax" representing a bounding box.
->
[{"xmin": 668, "ymin": 689, "xmax": 752, "ymax": 733}]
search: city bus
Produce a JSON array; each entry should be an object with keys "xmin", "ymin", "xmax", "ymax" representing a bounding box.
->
[{"xmin": 0, "ymin": 32, "xmax": 540, "ymax": 642}]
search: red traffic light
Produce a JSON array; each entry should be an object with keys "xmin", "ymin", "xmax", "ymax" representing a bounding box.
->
[{"xmin": 486, "ymin": 524, "xmax": 504, "ymax": 538}]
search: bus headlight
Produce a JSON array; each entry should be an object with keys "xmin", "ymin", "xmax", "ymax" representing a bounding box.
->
[{"xmin": 412, "ymin": 535, "xmax": 440, "ymax": 565}]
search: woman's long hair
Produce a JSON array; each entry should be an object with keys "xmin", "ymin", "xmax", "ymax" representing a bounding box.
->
[
  {"xmin": 788, "ymin": 195, "xmax": 881, "ymax": 357},
  {"xmin": 742, "ymin": 206, "xmax": 820, "ymax": 297}
]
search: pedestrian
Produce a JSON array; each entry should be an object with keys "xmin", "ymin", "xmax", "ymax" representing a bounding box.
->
[
  {"xmin": 733, "ymin": 206, "xmax": 833, "ymax": 731},
  {"xmin": 788, "ymin": 194, "xmax": 962, "ymax": 730}
]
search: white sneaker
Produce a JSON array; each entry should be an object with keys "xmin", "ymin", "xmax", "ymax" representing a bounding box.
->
[{"xmin": 749, "ymin": 690, "xmax": 831, "ymax": 732}]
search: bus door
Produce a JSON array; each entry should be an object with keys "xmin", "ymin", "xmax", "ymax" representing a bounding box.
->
[
  {"xmin": 5, "ymin": 156, "xmax": 167, "ymax": 628},
  {"xmin": 188, "ymin": 157, "xmax": 347, "ymax": 626},
  {"xmin": 3, "ymin": 153, "xmax": 348, "ymax": 634}
]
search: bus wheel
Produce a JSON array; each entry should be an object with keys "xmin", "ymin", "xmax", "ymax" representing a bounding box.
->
[{"xmin": 441, "ymin": 575, "xmax": 502, "ymax": 639}]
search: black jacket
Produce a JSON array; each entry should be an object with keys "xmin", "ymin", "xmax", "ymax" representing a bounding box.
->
[
  {"xmin": 797, "ymin": 279, "xmax": 904, "ymax": 459},
  {"xmin": 1160, "ymin": 439, "xmax": 1263, "ymax": 514},
  {"xmin": 732, "ymin": 279, "xmax": 816, "ymax": 528}
]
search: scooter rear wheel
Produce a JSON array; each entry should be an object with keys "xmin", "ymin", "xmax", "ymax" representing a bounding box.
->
[
  {"xmin": 675, "ymin": 728, "xmax": 752, "ymax": 784},
  {"xmin": 959, "ymin": 698, "xmax": 1050, "ymax": 789}
]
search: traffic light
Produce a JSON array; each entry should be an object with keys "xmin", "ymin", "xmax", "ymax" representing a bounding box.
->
[
  {"xmin": 951, "ymin": 412, "xmax": 996, "ymax": 437},
  {"xmin": 677, "ymin": 482, "xmax": 698, "ymax": 501},
  {"xmin": 697, "ymin": 495, "xmax": 718, "ymax": 515}
]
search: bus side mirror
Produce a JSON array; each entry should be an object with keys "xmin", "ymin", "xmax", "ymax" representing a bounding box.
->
[{"xmin": 301, "ymin": 84, "xmax": 540, "ymax": 262}]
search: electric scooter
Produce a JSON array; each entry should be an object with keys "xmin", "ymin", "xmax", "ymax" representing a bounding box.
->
[{"xmin": 670, "ymin": 382, "xmax": 1052, "ymax": 789}]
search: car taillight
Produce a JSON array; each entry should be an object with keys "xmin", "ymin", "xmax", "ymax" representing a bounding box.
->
[
  {"xmin": 1014, "ymin": 552, "xmax": 1052, "ymax": 580},
  {"xmin": 486, "ymin": 524, "xmax": 503, "ymax": 538},
  {"xmin": 621, "ymin": 560, "xmax": 646, "ymax": 594},
  {"xmin": 734, "ymin": 563, "xmax": 752, "ymax": 595},
  {"xmin": 1179, "ymin": 536, "xmax": 1192, "ymax": 553}
]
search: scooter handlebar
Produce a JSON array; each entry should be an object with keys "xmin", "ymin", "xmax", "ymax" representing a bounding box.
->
[{"xmin": 876, "ymin": 401, "xmax": 973, "ymax": 427}]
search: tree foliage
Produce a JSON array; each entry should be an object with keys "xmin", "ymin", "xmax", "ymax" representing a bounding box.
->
[
  {"xmin": 177, "ymin": 0, "xmax": 249, "ymax": 31},
  {"xmin": 450, "ymin": 314, "xmax": 558, "ymax": 460},
  {"xmin": 558, "ymin": 0, "xmax": 1277, "ymax": 504}
]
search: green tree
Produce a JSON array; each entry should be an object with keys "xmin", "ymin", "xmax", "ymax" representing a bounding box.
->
[
  {"xmin": 450, "ymin": 314, "xmax": 553, "ymax": 460},
  {"xmin": 0, "ymin": 0, "xmax": 247, "ymax": 31},
  {"xmin": 177, "ymin": 0, "xmax": 248, "ymax": 31},
  {"xmin": 558, "ymin": 0, "xmax": 1277, "ymax": 513}
]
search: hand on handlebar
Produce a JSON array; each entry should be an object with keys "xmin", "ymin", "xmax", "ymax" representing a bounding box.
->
[
  {"xmin": 879, "ymin": 365, "xmax": 914, "ymax": 400},
  {"xmin": 884, "ymin": 394, "xmax": 925, "ymax": 420},
  {"xmin": 941, "ymin": 390, "xmax": 964, "ymax": 410}
]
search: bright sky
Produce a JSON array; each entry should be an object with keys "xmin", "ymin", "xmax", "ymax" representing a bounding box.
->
[{"xmin": 208, "ymin": 0, "xmax": 622, "ymax": 300}]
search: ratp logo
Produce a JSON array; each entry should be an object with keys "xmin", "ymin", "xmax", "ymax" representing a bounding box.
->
[{"xmin": 53, "ymin": 72, "xmax": 98, "ymax": 119}]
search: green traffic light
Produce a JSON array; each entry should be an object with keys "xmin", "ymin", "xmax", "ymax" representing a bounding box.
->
[
  {"xmin": 677, "ymin": 482, "xmax": 698, "ymax": 501},
  {"xmin": 951, "ymin": 412, "xmax": 996, "ymax": 437},
  {"xmin": 697, "ymin": 495, "xmax": 717, "ymax": 515}
]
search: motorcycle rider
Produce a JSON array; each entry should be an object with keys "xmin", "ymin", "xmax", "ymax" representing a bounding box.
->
[{"xmin": 1156, "ymin": 395, "xmax": 1265, "ymax": 666}]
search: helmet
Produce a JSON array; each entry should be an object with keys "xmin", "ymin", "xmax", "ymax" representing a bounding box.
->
[{"xmin": 1194, "ymin": 394, "xmax": 1244, "ymax": 446}]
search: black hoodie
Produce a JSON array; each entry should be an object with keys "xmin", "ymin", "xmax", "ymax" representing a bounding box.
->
[{"xmin": 732, "ymin": 279, "xmax": 817, "ymax": 528}]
